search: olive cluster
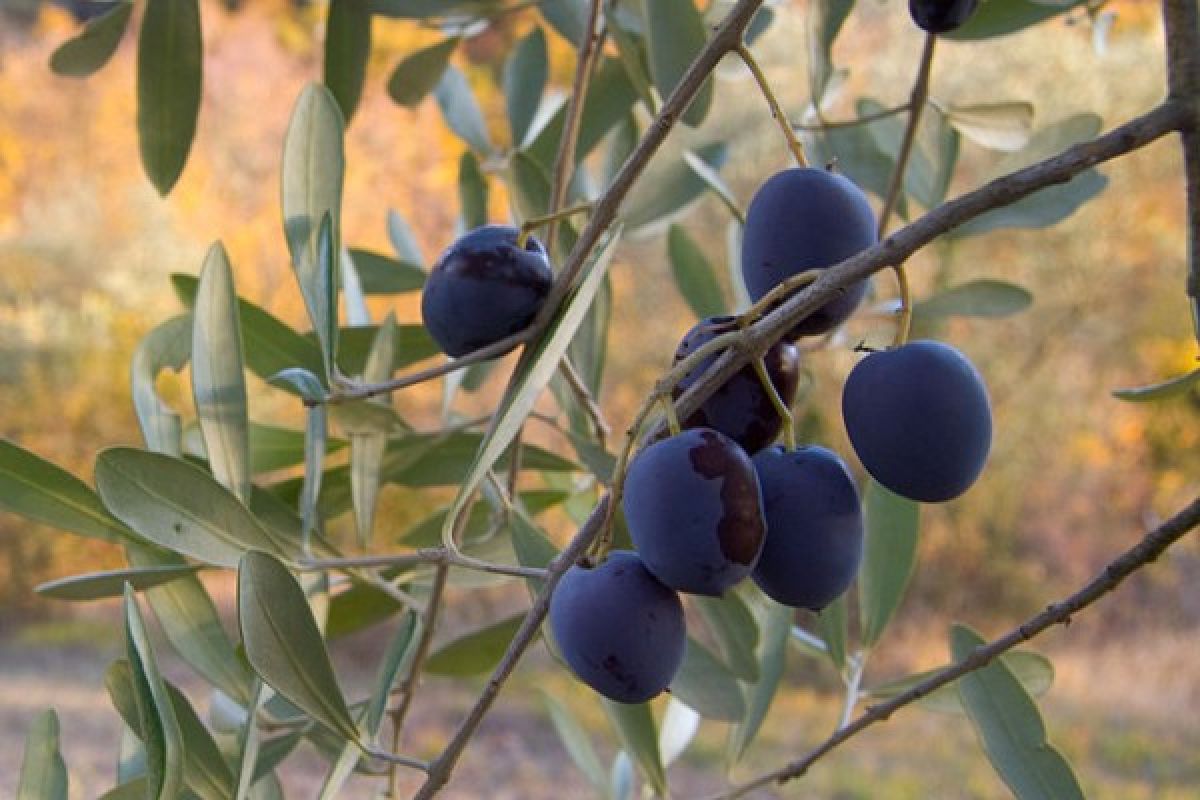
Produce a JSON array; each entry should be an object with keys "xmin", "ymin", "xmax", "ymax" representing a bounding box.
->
[{"xmin": 417, "ymin": 0, "xmax": 991, "ymax": 708}]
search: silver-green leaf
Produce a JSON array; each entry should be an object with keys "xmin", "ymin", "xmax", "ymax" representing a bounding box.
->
[
  {"xmin": 137, "ymin": 0, "xmax": 202, "ymax": 195},
  {"xmin": 859, "ymin": 480, "xmax": 920, "ymax": 648},
  {"xmin": 17, "ymin": 709, "xmax": 68, "ymax": 800}
]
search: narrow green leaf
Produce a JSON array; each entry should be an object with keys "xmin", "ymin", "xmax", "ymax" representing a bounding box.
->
[
  {"xmin": 333, "ymin": 323, "xmax": 437, "ymax": 375},
  {"xmin": 192, "ymin": 242, "xmax": 251, "ymax": 503},
  {"xmin": 350, "ymin": 316, "xmax": 396, "ymax": 548},
  {"xmin": 622, "ymin": 142, "xmax": 727, "ymax": 234},
  {"xmin": 315, "ymin": 745, "xmax": 360, "ymax": 800},
  {"xmin": 602, "ymin": 699, "xmax": 666, "ymax": 796},
  {"xmin": 694, "ymin": 592, "xmax": 760, "ymax": 682},
  {"xmin": 50, "ymin": 0, "xmax": 132, "ymax": 77},
  {"xmin": 538, "ymin": 0, "xmax": 587, "ymax": 45},
  {"xmin": 726, "ymin": 598, "xmax": 791, "ymax": 764},
  {"xmin": 658, "ymin": 696, "xmax": 700, "ymax": 768},
  {"xmin": 268, "ymin": 369, "xmax": 327, "ymax": 404},
  {"xmin": 166, "ymin": 681, "xmax": 236, "ymax": 800},
  {"xmin": 17, "ymin": 710, "xmax": 67, "ymax": 800},
  {"xmin": 346, "ymin": 249, "xmax": 425, "ymax": 294},
  {"xmin": 300, "ymin": 406, "xmax": 328, "ymax": 549},
  {"xmin": 387, "ymin": 37, "xmax": 459, "ymax": 108},
  {"xmin": 816, "ymin": 593, "xmax": 847, "ymax": 671},
  {"xmin": 132, "ymin": 315, "xmax": 191, "ymax": 456},
  {"xmin": 425, "ymin": 613, "xmax": 526, "ymax": 676},
  {"xmin": 504, "ymin": 26, "xmax": 548, "ymax": 147},
  {"xmin": 172, "ymin": 274, "xmax": 325, "ymax": 392},
  {"xmin": 670, "ymin": 638, "xmax": 746, "ymax": 720},
  {"xmin": 282, "ymin": 83, "xmax": 345, "ymax": 377},
  {"xmin": 915, "ymin": 280, "xmax": 1034, "ymax": 320},
  {"xmin": 96, "ymin": 447, "xmax": 291, "ymax": 568},
  {"xmin": 387, "ymin": 208, "xmax": 425, "ymax": 265},
  {"xmin": 526, "ymin": 57, "xmax": 638, "ymax": 170},
  {"xmin": 946, "ymin": 0, "xmax": 1085, "ymax": 41},
  {"xmin": 682, "ymin": 150, "xmax": 743, "ymax": 223},
  {"xmin": 458, "ymin": 151, "xmax": 489, "ymax": 231},
  {"xmin": 127, "ymin": 543, "xmax": 253, "ymax": 703},
  {"xmin": 607, "ymin": 9, "xmax": 656, "ymax": 113},
  {"xmin": 37, "ymin": 565, "xmax": 203, "ymax": 601},
  {"xmin": 542, "ymin": 692, "xmax": 608, "ymax": 795},
  {"xmin": 667, "ymin": 224, "xmax": 727, "ymax": 319},
  {"xmin": 366, "ymin": 612, "xmax": 419, "ymax": 736},
  {"xmin": 805, "ymin": 106, "xmax": 898, "ymax": 206},
  {"xmin": 440, "ymin": 230, "xmax": 620, "ymax": 551},
  {"xmin": 323, "ymin": 0, "xmax": 371, "ymax": 122},
  {"xmin": 951, "ymin": 624, "xmax": 1084, "ymax": 800},
  {"xmin": 643, "ymin": 0, "xmax": 712, "ymax": 126},
  {"xmin": 809, "ymin": 0, "xmax": 854, "ymax": 102},
  {"xmin": 434, "ymin": 65, "xmax": 492, "ymax": 154},
  {"xmin": 238, "ymin": 551, "xmax": 361, "ymax": 743},
  {"xmin": 137, "ymin": 0, "xmax": 202, "ymax": 194},
  {"xmin": 859, "ymin": 480, "xmax": 920, "ymax": 647},
  {"xmin": 1113, "ymin": 368, "xmax": 1200, "ymax": 402},
  {"xmin": 124, "ymin": 586, "xmax": 186, "ymax": 800},
  {"xmin": 234, "ymin": 683, "xmax": 271, "ymax": 800},
  {"xmin": 98, "ymin": 779, "xmax": 148, "ymax": 800},
  {"xmin": 865, "ymin": 650, "xmax": 1055, "ymax": 714},
  {"xmin": 0, "ymin": 439, "xmax": 131, "ymax": 543},
  {"xmin": 244, "ymin": 423, "xmax": 346, "ymax": 475}
]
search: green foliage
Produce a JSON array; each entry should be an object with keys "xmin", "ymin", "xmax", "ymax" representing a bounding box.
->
[{"xmin": 9, "ymin": 0, "xmax": 1184, "ymax": 796}]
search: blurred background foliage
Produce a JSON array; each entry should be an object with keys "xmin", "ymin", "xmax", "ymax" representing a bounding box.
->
[
  {"xmin": 0, "ymin": 0, "xmax": 1194, "ymax": 626},
  {"xmin": 0, "ymin": 0, "xmax": 1198, "ymax": 796}
]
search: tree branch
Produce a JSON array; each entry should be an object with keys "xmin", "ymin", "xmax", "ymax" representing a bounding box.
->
[
  {"xmin": 705, "ymin": 495, "xmax": 1200, "ymax": 799},
  {"xmin": 1162, "ymin": 0, "xmax": 1200, "ymax": 347}
]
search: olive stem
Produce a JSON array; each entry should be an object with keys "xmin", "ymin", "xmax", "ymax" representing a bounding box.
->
[
  {"xmin": 836, "ymin": 651, "xmax": 866, "ymax": 731},
  {"xmin": 751, "ymin": 356, "xmax": 795, "ymax": 450},
  {"xmin": 662, "ymin": 394, "xmax": 683, "ymax": 436},
  {"xmin": 739, "ymin": 269, "xmax": 823, "ymax": 328},
  {"xmin": 792, "ymin": 103, "xmax": 912, "ymax": 132},
  {"xmin": 559, "ymin": 355, "xmax": 611, "ymax": 444},
  {"xmin": 878, "ymin": 33, "xmax": 936, "ymax": 236},
  {"xmin": 517, "ymin": 202, "xmax": 596, "ymax": 250},
  {"xmin": 891, "ymin": 264, "xmax": 914, "ymax": 347},
  {"xmin": 301, "ymin": 550, "xmax": 549, "ymax": 580},
  {"xmin": 736, "ymin": 43, "xmax": 809, "ymax": 168}
]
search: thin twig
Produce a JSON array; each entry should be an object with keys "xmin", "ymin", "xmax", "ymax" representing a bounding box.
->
[
  {"xmin": 736, "ymin": 43, "xmax": 808, "ymax": 167},
  {"xmin": 546, "ymin": 0, "xmax": 605, "ymax": 252},
  {"xmin": 559, "ymin": 356, "xmax": 611, "ymax": 443},
  {"xmin": 704, "ymin": 495, "xmax": 1200, "ymax": 799},
  {"xmin": 302, "ymin": 549, "xmax": 548, "ymax": 580},
  {"xmin": 878, "ymin": 33, "xmax": 937, "ymax": 235},
  {"xmin": 1162, "ymin": 0, "xmax": 1200, "ymax": 347},
  {"xmin": 386, "ymin": 563, "xmax": 449, "ymax": 796},
  {"xmin": 793, "ymin": 103, "xmax": 912, "ymax": 131}
]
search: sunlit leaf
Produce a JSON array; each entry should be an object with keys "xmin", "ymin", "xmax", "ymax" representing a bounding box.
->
[
  {"xmin": 859, "ymin": 481, "xmax": 920, "ymax": 647},
  {"xmin": 1113, "ymin": 368, "xmax": 1200, "ymax": 403},
  {"xmin": 50, "ymin": 0, "xmax": 132, "ymax": 77},
  {"xmin": 0, "ymin": 439, "xmax": 131, "ymax": 544},
  {"xmin": 945, "ymin": 102, "xmax": 1035, "ymax": 152},
  {"xmin": 643, "ymin": 0, "xmax": 712, "ymax": 126},
  {"xmin": 350, "ymin": 316, "xmax": 396, "ymax": 548},
  {"xmin": 96, "ymin": 448, "xmax": 292, "ymax": 568},
  {"xmin": 623, "ymin": 143, "xmax": 728, "ymax": 234},
  {"xmin": 435, "ymin": 65, "xmax": 492, "ymax": 154},
  {"xmin": 387, "ymin": 208, "xmax": 425, "ymax": 265},
  {"xmin": 17, "ymin": 710, "xmax": 67, "ymax": 800},
  {"xmin": 132, "ymin": 315, "xmax": 191, "ymax": 456},
  {"xmin": 137, "ymin": 0, "xmax": 202, "ymax": 195},
  {"xmin": 323, "ymin": 0, "xmax": 371, "ymax": 122},
  {"xmin": 658, "ymin": 697, "xmax": 700, "ymax": 768},
  {"xmin": 282, "ymin": 84, "xmax": 345, "ymax": 378},
  {"xmin": 667, "ymin": 224, "xmax": 727, "ymax": 319},
  {"xmin": 951, "ymin": 624, "xmax": 1084, "ymax": 799},
  {"xmin": 504, "ymin": 26, "xmax": 548, "ymax": 147},
  {"xmin": 425, "ymin": 613, "xmax": 527, "ymax": 676},
  {"xmin": 192, "ymin": 242, "xmax": 251, "ymax": 503},
  {"xmin": 37, "ymin": 565, "xmax": 203, "ymax": 602},
  {"xmin": 238, "ymin": 551, "xmax": 361, "ymax": 743},
  {"xmin": 387, "ymin": 38, "xmax": 459, "ymax": 108}
]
